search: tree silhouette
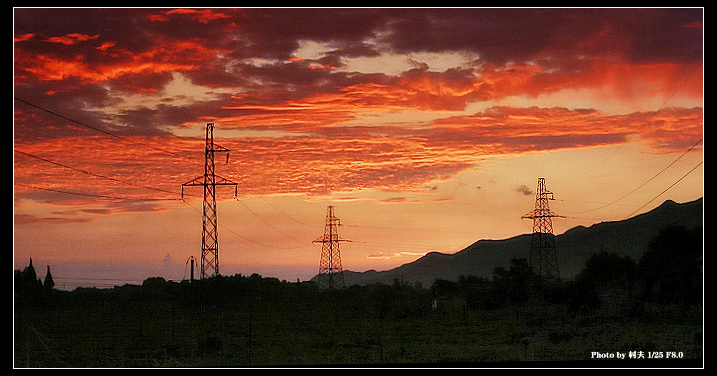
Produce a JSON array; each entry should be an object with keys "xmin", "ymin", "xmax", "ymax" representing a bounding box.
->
[
  {"xmin": 44, "ymin": 265, "xmax": 55, "ymax": 290},
  {"xmin": 576, "ymin": 250, "xmax": 636, "ymax": 290},
  {"xmin": 491, "ymin": 258, "xmax": 536, "ymax": 306},
  {"xmin": 639, "ymin": 226, "xmax": 702, "ymax": 305},
  {"xmin": 14, "ymin": 258, "xmax": 43, "ymax": 304}
]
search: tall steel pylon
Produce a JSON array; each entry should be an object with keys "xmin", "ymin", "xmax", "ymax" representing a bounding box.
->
[
  {"xmin": 521, "ymin": 177, "xmax": 563, "ymax": 280},
  {"xmin": 182, "ymin": 123, "xmax": 237, "ymax": 280},
  {"xmin": 313, "ymin": 205, "xmax": 349, "ymax": 290}
]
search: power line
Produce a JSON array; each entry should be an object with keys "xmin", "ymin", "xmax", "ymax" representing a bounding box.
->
[
  {"xmin": 180, "ymin": 199, "xmax": 310, "ymax": 251},
  {"xmin": 623, "ymin": 160, "xmax": 703, "ymax": 220},
  {"xmin": 206, "ymin": 161, "xmax": 498, "ymax": 251},
  {"xmin": 226, "ymin": 157, "xmax": 521, "ymax": 240},
  {"xmin": 15, "ymin": 149, "xmax": 184, "ymax": 199},
  {"xmin": 14, "ymin": 22, "xmax": 204, "ymax": 164},
  {"xmin": 223, "ymin": 161, "xmax": 315, "ymax": 228},
  {"xmin": 14, "ymin": 97, "xmax": 194, "ymax": 161},
  {"xmin": 218, "ymin": 158, "xmax": 328, "ymax": 245},
  {"xmin": 16, "ymin": 97, "xmax": 309, "ymax": 247},
  {"xmin": 15, "ymin": 66, "xmax": 313, "ymax": 257},
  {"xmin": 572, "ymin": 59, "xmax": 703, "ymax": 179},
  {"xmin": 569, "ymin": 138, "xmax": 702, "ymax": 214},
  {"xmin": 14, "ymin": 182, "xmax": 170, "ymax": 202},
  {"xmin": 232, "ymin": 197, "xmax": 310, "ymax": 246}
]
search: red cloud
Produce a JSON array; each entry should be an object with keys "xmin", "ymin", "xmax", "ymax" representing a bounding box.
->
[
  {"xmin": 684, "ymin": 21, "xmax": 702, "ymax": 29},
  {"xmin": 15, "ymin": 37, "xmax": 223, "ymax": 89},
  {"xmin": 46, "ymin": 33, "xmax": 100, "ymax": 45},
  {"xmin": 159, "ymin": 8, "xmax": 233, "ymax": 24},
  {"xmin": 147, "ymin": 13, "xmax": 169, "ymax": 22},
  {"xmin": 96, "ymin": 41, "xmax": 116, "ymax": 51},
  {"xmin": 14, "ymin": 33, "xmax": 35, "ymax": 43}
]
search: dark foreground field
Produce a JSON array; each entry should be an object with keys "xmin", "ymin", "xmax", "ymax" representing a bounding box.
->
[
  {"xmin": 15, "ymin": 272, "xmax": 702, "ymax": 368},
  {"xmin": 14, "ymin": 226, "xmax": 703, "ymax": 368}
]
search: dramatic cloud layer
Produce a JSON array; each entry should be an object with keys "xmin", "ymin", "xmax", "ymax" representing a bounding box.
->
[
  {"xmin": 14, "ymin": 8, "xmax": 702, "ymax": 200},
  {"xmin": 14, "ymin": 8, "xmax": 703, "ymax": 282}
]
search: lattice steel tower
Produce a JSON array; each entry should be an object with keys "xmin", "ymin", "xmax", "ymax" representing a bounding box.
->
[
  {"xmin": 182, "ymin": 123, "xmax": 237, "ymax": 279},
  {"xmin": 313, "ymin": 205, "xmax": 349, "ymax": 290},
  {"xmin": 521, "ymin": 177, "xmax": 563, "ymax": 279}
]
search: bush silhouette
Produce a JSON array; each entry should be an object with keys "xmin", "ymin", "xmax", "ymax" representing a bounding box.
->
[{"xmin": 639, "ymin": 226, "xmax": 702, "ymax": 305}]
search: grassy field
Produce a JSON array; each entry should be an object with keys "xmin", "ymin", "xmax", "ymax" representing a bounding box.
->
[{"xmin": 14, "ymin": 274, "xmax": 702, "ymax": 368}]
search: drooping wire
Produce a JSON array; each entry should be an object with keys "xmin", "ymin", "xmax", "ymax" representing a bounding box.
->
[
  {"xmin": 14, "ymin": 97, "xmax": 195, "ymax": 161},
  {"xmin": 14, "ymin": 182, "xmax": 172, "ymax": 202},
  {"xmin": 222, "ymin": 160, "xmax": 315, "ymax": 228},
  {"xmin": 232, "ymin": 197, "xmax": 311, "ymax": 246},
  {"xmin": 566, "ymin": 138, "xmax": 702, "ymax": 214},
  {"xmin": 623, "ymin": 161, "xmax": 703, "ymax": 220},
  {"xmin": 180, "ymin": 199, "xmax": 311, "ymax": 251},
  {"xmin": 15, "ymin": 149, "xmax": 185, "ymax": 199},
  {"xmin": 570, "ymin": 59, "xmax": 703, "ymax": 181}
]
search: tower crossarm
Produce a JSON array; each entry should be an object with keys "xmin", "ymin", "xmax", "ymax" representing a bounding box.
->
[
  {"xmin": 181, "ymin": 174, "xmax": 238, "ymax": 199},
  {"xmin": 212, "ymin": 144, "xmax": 230, "ymax": 153},
  {"xmin": 215, "ymin": 174, "xmax": 238, "ymax": 198},
  {"xmin": 182, "ymin": 175, "xmax": 205, "ymax": 186},
  {"xmin": 521, "ymin": 210, "xmax": 564, "ymax": 219},
  {"xmin": 213, "ymin": 174, "xmax": 238, "ymax": 186},
  {"xmin": 312, "ymin": 237, "xmax": 351, "ymax": 243},
  {"xmin": 181, "ymin": 176, "xmax": 204, "ymax": 200}
]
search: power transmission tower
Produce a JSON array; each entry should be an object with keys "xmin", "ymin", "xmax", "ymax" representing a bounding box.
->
[
  {"xmin": 182, "ymin": 123, "xmax": 237, "ymax": 280},
  {"xmin": 313, "ymin": 205, "xmax": 349, "ymax": 290},
  {"xmin": 521, "ymin": 177, "xmax": 564, "ymax": 280}
]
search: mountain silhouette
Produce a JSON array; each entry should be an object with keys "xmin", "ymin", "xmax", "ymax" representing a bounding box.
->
[{"xmin": 320, "ymin": 198, "xmax": 703, "ymax": 287}]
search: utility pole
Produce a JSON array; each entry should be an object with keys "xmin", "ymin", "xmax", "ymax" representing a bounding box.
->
[
  {"xmin": 186, "ymin": 256, "xmax": 196, "ymax": 283},
  {"xmin": 182, "ymin": 123, "xmax": 237, "ymax": 280},
  {"xmin": 521, "ymin": 177, "xmax": 563, "ymax": 280},
  {"xmin": 313, "ymin": 205, "xmax": 349, "ymax": 290}
]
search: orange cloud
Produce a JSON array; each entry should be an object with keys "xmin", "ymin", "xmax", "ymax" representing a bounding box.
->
[
  {"xmin": 46, "ymin": 33, "xmax": 99, "ymax": 45},
  {"xmin": 218, "ymin": 83, "xmax": 413, "ymax": 129},
  {"xmin": 14, "ymin": 33, "xmax": 34, "ymax": 43},
  {"xmin": 147, "ymin": 13, "xmax": 169, "ymax": 22},
  {"xmin": 165, "ymin": 9, "xmax": 230, "ymax": 24},
  {"xmin": 15, "ymin": 52, "xmax": 105, "ymax": 83},
  {"xmin": 96, "ymin": 41, "xmax": 116, "ymax": 51},
  {"xmin": 219, "ymin": 80, "xmax": 479, "ymax": 131},
  {"xmin": 427, "ymin": 106, "xmax": 702, "ymax": 152},
  {"xmin": 14, "ymin": 37, "xmax": 221, "ymax": 88},
  {"xmin": 219, "ymin": 57, "xmax": 703, "ymax": 127}
]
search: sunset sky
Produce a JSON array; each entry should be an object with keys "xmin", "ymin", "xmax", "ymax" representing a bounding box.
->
[{"xmin": 14, "ymin": 8, "xmax": 703, "ymax": 288}]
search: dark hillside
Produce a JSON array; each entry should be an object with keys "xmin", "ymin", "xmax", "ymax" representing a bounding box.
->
[{"xmin": 335, "ymin": 198, "xmax": 703, "ymax": 286}]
